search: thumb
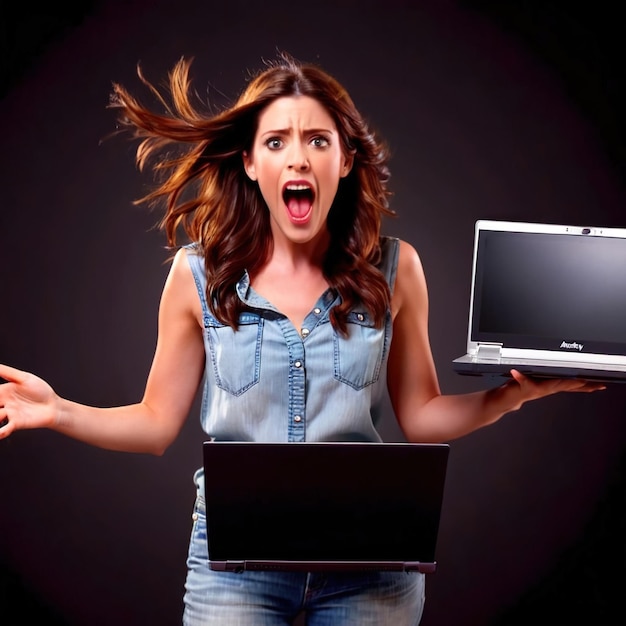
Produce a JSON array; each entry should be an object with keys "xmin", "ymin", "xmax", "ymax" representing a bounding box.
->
[{"xmin": 0, "ymin": 363, "xmax": 30, "ymax": 384}]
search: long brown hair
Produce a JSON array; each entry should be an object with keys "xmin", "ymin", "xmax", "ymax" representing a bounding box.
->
[{"xmin": 109, "ymin": 52, "xmax": 395, "ymax": 333}]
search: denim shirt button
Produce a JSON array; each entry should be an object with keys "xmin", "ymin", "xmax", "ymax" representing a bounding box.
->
[
  {"xmin": 313, "ymin": 308, "xmax": 321, "ymax": 315},
  {"xmin": 294, "ymin": 415, "xmax": 302, "ymax": 422},
  {"xmin": 294, "ymin": 360, "xmax": 303, "ymax": 368},
  {"xmin": 357, "ymin": 313, "xmax": 364, "ymax": 322},
  {"xmin": 301, "ymin": 327, "xmax": 310, "ymax": 337}
]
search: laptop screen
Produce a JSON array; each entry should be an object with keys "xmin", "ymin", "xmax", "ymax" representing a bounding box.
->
[
  {"xmin": 469, "ymin": 223, "xmax": 626, "ymax": 356},
  {"xmin": 203, "ymin": 441, "xmax": 449, "ymax": 572}
]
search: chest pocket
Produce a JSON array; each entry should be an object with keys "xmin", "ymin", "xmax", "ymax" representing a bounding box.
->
[
  {"xmin": 205, "ymin": 312, "xmax": 263, "ymax": 396},
  {"xmin": 333, "ymin": 311, "xmax": 391, "ymax": 390}
]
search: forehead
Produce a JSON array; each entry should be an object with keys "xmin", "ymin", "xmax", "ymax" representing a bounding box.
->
[{"xmin": 256, "ymin": 96, "xmax": 337, "ymax": 131}]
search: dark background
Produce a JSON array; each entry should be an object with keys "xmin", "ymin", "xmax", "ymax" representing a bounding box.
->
[{"xmin": 1, "ymin": 1, "xmax": 626, "ymax": 624}]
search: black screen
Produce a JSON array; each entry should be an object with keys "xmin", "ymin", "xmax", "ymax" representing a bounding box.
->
[{"xmin": 471, "ymin": 229, "xmax": 626, "ymax": 353}]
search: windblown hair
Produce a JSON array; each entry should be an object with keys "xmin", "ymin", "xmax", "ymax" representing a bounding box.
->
[{"xmin": 109, "ymin": 52, "xmax": 395, "ymax": 333}]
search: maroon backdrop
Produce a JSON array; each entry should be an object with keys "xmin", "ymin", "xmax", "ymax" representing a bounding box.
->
[{"xmin": 1, "ymin": 1, "xmax": 625, "ymax": 624}]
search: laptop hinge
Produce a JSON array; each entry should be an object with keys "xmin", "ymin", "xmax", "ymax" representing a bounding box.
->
[{"xmin": 476, "ymin": 342, "xmax": 503, "ymax": 361}]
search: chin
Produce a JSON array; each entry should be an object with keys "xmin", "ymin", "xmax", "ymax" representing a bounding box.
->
[{"xmin": 287, "ymin": 225, "xmax": 326, "ymax": 245}]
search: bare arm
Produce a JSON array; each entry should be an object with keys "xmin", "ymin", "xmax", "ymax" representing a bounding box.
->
[
  {"xmin": 0, "ymin": 248, "xmax": 205, "ymax": 455},
  {"xmin": 387, "ymin": 240, "xmax": 605, "ymax": 443}
]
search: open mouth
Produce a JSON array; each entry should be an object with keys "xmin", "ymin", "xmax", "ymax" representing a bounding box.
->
[{"xmin": 283, "ymin": 183, "xmax": 315, "ymax": 223}]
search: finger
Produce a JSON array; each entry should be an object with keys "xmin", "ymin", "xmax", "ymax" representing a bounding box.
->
[
  {"xmin": 509, "ymin": 369, "xmax": 541, "ymax": 381},
  {"xmin": 508, "ymin": 369, "xmax": 521, "ymax": 382},
  {"xmin": 0, "ymin": 364, "xmax": 29, "ymax": 384},
  {"xmin": 552, "ymin": 378, "xmax": 604, "ymax": 392},
  {"xmin": 0, "ymin": 422, "xmax": 12, "ymax": 439},
  {"xmin": 510, "ymin": 370, "xmax": 604, "ymax": 391},
  {"xmin": 0, "ymin": 412, "xmax": 11, "ymax": 437},
  {"xmin": 574, "ymin": 382, "xmax": 607, "ymax": 392}
]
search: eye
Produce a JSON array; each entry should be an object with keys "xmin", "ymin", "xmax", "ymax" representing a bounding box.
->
[
  {"xmin": 265, "ymin": 137, "xmax": 283, "ymax": 150},
  {"xmin": 310, "ymin": 135, "xmax": 330, "ymax": 148}
]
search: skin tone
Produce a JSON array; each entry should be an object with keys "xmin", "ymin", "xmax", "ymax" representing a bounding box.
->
[{"xmin": 0, "ymin": 95, "xmax": 605, "ymax": 451}]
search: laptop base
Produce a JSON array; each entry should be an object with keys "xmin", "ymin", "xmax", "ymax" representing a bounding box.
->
[
  {"xmin": 209, "ymin": 560, "xmax": 437, "ymax": 574},
  {"xmin": 453, "ymin": 357, "xmax": 626, "ymax": 383}
]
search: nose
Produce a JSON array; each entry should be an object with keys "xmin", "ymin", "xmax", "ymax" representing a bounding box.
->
[{"xmin": 287, "ymin": 143, "xmax": 309, "ymax": 171}]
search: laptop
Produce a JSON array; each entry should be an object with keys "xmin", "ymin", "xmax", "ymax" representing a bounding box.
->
[
  {"xmin": 202, "ymin": 441, "xmax": 449, "ymax": 574},
  {"xmin": 453, "ymin": 219, "xmax": 626, "ymax": 383}
]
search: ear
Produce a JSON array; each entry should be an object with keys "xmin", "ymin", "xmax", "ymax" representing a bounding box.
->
[
  {"xmin": 340, "ymin": 152, "xmax": 354, "ymax": 178},
  {"xmin": 242, "ymin": 151, "xmax": 257, "ymax": 181}
]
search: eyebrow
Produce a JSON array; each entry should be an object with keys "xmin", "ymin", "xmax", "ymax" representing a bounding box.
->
[{"xmin": 259, "ymin": 127, "xmax": 335, "ymax": 137}]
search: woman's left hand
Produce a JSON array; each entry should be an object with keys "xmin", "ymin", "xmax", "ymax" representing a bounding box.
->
[{"xmin": 502, "ymin": 369, "xmax": 606, "ymax": 412}]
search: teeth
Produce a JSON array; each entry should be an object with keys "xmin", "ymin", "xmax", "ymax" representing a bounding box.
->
[{"xmin": 285, "ymin": 184, "xmax": 311, "ymax": 191}]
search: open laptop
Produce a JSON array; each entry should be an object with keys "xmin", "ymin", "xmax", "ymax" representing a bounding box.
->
[
  {"xmin": 453, "ymin": 219, "xmax": 626, "ymax": 383},
  {"xmin": 202, "ymin": 441, "xmax": 449, "ymax": 574}
]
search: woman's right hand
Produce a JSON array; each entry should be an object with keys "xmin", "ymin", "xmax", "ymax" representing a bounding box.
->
[{"xmin": 0, "ymin": 364, "xmax": 58, "ymax": 438}]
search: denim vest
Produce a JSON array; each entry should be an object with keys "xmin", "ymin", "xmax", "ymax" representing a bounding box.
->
[{"xmin": 186, "ymin": 237, "xmax": 399, "ymax": 493}]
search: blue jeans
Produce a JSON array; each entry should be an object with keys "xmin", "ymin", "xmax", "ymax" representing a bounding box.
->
[{"xmin": 183, "ymin": 496, "xmax": 425, "ymax": 625}]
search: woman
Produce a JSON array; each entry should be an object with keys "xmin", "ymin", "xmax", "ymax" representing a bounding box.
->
[{"xmin": 0, "ymin": 52, "xmax": 603, "ymax": 625}]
